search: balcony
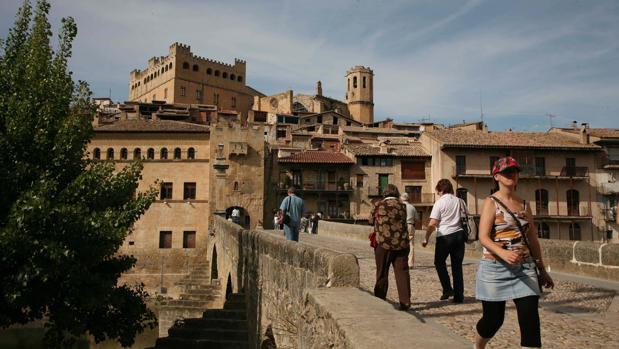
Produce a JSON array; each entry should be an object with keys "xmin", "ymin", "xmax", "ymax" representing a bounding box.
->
[
  {"xmin": 278, "ymin": 181, "xmax": 353, "ymax": 193},
  {"xmin": 533, "ymin": 205, "xmax": 592, "ymax": 220},
  {"xmin": 559, "ymin": 166, "xmax": 588, "ymax": 178},
  {"xmin": 452, "ymin": 166, "xmax": 589, "ymax": 180}
]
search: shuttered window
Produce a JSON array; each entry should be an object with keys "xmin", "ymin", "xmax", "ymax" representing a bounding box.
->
[{"xmin": 401, "ymin": 160, "xmax": 425, "ymax": 180}]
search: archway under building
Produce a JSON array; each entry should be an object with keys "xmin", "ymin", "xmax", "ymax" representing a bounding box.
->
[
  {"xmin": 211, "ymin": 246, "xmax": 218, "ymax": 280},
  {"xmin": 226, "ymin": 206, "xmax": 250, "ymax": 228}
]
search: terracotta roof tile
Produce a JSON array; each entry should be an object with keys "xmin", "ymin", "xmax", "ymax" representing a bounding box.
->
[
  {"xmin": 427, "ymin": 129, "xmax": 600, "ymax": 150},
  {"xmin": 560, "ymin": 128, "xmax": 619, "ymax": 139},
  {"xmin": 344, "ymin": 143, "xmax": 430, "ymax": 157},
  {"xmin": 341, "ymin": 126, "xmax": 416, "ymax": 135},
  {"xmin": 278, "ymin": 150, "xmax": 354, "ymax": 164},
  {"xmin": 95, "ymin": 119, "xmax": 210, "ymax": 133}
]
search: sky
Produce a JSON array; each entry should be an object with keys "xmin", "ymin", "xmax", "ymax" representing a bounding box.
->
[{"xmin": 1, "ymin": 0, "xmax": 618, "ymax": 131}]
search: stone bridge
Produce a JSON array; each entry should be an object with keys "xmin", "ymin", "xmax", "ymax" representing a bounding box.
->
[{"xmin": 157, "ymin": 217, "xmax": 619, "ymax": 348}]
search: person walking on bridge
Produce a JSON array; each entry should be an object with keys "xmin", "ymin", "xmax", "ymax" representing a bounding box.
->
[
  {"xmin": 400, "ymin": 192, "xmax": 418, "ymax": 269},
  {"xmin": 370, "ymin": 184, "xmax": 411, "ymax": 311},
  {"xmin": 278, "ymin": 187, "xmax": 305, "ymax": 242},
  {"xmin": 474, "ymin": 157, "xmax": 554, "ymax": 349}
]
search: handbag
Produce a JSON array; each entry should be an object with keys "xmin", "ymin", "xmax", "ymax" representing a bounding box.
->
[
  {"xmin": 278, "ymin": 196, "xmax": 291, "ymax": 225},
  {"xmin": 458, "ymin": 199, "xmax": 477, "ymax": 243},
  {"xmin": 490, "ymin": 196, "xmax": 544, "ymax": 292},
  {"xmin": 368, "ymin": 201, "xmax": 380, "ymax": 249}
]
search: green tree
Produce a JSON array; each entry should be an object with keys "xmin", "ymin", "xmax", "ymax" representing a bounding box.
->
[{"xmin": 0, "ymin": 1, "xmax": 157, "ymax": 347}]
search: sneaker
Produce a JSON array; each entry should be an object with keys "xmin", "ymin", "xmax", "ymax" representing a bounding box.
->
[{"xmin": 440, "ymin": 290, "xmax": 454, "ymax": 300}]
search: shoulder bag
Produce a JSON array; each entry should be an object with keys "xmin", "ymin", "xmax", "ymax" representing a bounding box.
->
[
  {"xmin": 278, "ymin": 196, "xmax": 291, "ymax": 225},
  {"xmin": 458, "ymin": 199, "xmax": 477, "ymax": 243},
  {"xmin": 490, "ymin": 196, "xmax": 544, "ymax": 292}
]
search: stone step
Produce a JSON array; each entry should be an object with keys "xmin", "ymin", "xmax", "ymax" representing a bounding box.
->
[
  {"xmin": 226, "ymin": 293, "xmax": 245, "ymax": 303},
  {"xmin": 152, "ymin": 337, "xmax": 248, "ymax": 349},
  {"xmin": 179, "ymin": 293, "xmax": 219, "ymax": 301},
  {"xmin": 223, "ymin": 301, "xmax": 245, "ymax": 310},
  {"xmin": 164, "ymin": 299, "xmax": 213, "ymax": 308},
  {"xmin": 180, "ymin": 318, "xmax": 247, "ymax": 331},
  {"xmin": 168, "ymin": 327, "xmax": 247, "ymax": 341},
  {"xmin": 202, "ymin": 309, "xmax": 246, "ymax": 320},
  {"xmin": 184, "ymin": 289, "xmax": 219, "ymax": 296},
  {"xmin": 182, "ymin": 284, "xmax": 219, "ymax": 292}
]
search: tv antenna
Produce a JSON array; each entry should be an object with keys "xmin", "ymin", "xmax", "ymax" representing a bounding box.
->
[
  {"xmin": 479, "ymin": 89, "xmax": 484, "ymax": 122},
  {"xmin": 546, "ymin": 113, "xmax": 557, "ymax": 128}
]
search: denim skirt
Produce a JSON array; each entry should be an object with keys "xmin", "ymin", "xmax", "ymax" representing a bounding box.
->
[{"xmin": 476, "ymin": 258, "xmax": 541, "ymax": 301}]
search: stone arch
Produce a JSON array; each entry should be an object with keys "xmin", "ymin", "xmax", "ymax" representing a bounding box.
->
[
  {"xmin": 192, "ymin": 64, "xmax": 199, "ymax": 71},
  {"xmin": 206, "ymin": 68, "xmax": 212, "ymax": 75},
  {"xmin": 237, "ymin": 75, "xmax": 243, "ymax": 82},
  {"xmin": 230, "ymin": 73, "xmax": 235, "ymax": 80},
  {"xmin": 225, "ymin": 273, "xmax": 233, "ymax": 300},
  {"xmin": 222, "ymin": 72, "xmax": 228, "ymax": 79},
  {"xmin": 226, "ymin": 206, "xmax": 249, "ymax": 228},
  {"xmin": 120, "ymin": 147, "xmax": 128, "ymax": 160},
  {"xmin": 210, "ymin": 245, "xmax": 219, "ymax": 280},
  {"xmin": 93, "ymin": 148, "xmax": 100, "ymax": 160}
]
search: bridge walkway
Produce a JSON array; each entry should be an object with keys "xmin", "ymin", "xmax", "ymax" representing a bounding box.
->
[{"xmin": 286, "ymin": 231, "xmax": 619, "ymax": 349}]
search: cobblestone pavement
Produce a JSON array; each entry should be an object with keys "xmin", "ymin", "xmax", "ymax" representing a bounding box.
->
[{"xmin": 297, "ymin": 233, "xmax": 619, "ymax": 349}]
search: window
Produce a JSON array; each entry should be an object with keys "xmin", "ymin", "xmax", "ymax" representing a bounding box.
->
[
  {"xmin": 196, "ymin": 89, "xmax": 202, "ymax": 101},
  {"xmin": 164, "ymin": 88, "xmax": 167, "ymax": 99},
  {"xmin": 133, "ymin": 148, "xmax": 141, "ymax": 160},
  {"xmin": 489, "ymin": 156, "xmax": 499, "ymax": 174},
  {"xmin": 353, "ymin": 76, "xmax": 357, "ymax": 88},
  {"xmin": 456, "ymin": 188, "xmax": 468, "ymax": 206},
  {"xmin": 569, "ymin": 223, "xmax": 581, "ymax": 240},
  {"xmin": 180, "ymin": 86, "xmax": 186, "ymax": 97},
  {"xmin": 347, "ymin": 78, "xmax": 350, "ymax": 91},
  {"xmin": 165, "ymin": 65, "xmax": 168, "ymax": 72},
  {"xmin": 537, "ymin": 223, "xmax": 550, "ymax": 239},
  {"xmin": 401, "ymin": 160, "xmax": 425, "ymax": 180},
  {"xmin": 356, "ymin": 174, "xmax": 364, "ymax": 188},
  {"xmin": 183, "ymin": 182, "xmax": 196, "ymax": 200},
  {"xmin": 169, "ymin": 62, "xmax": 173, "ymax": 69},
  {"xmin": 230, "ymin": 74, "xmax": 235, "ymax": 80},
  {"xmin": 566, "ymin": 189, "xmax": 580, "ymax": 216},
  {"xmin": 378, "ymin": 174, "xmax": 389, "ymax": 194},
  {"xmin": 207, "ymin": 68, "xmax": 212, "ymax": 75},
  {"xmin": 174, "ymin": 148, "xmax": 181, "ymax": 159},
  {"xmin": 147, "ymin": 148, "xmax": 154, "ymax": 159},
  {"xmin": 93, "ymin": 148, "xmax": 101, "ymax": 160},
  {"xmin": 214, "ymin": 70, "xmax": 220, "ymax": 77},
  {"xmin": 292, "ymin": 170, "xmax": 302, "ymax": 187},
  {"xmin": 160, "ymin": 182, "xmax": 173, "ymax": 200},
  {"xmin": 333, "ymin": 116, "xmax": 338, "ymax": 125},
  {"xmin": 363, "ymin": 76, "xmax": 366, "ymax": 88},
  {"xmin": 192, "ymin": 64, "xmax": 199, "ymax": 71},
  {"xmin": 535, "ymin": 189, "xmax": 549, "ymax": 215},
  {"xmin": 222, "ymin": 72, "xmax": 228, "ymax": 78},
  {"xmin": 456, "ymin": 155, "xmax": 466, "ymax": 175},
  {"xmin": 317, "ymin": 115, "xmax": 322, "ymax": 123},
  {"xmin": 107, "ymin": 148, "xmax": 114, "ymax": 160},
  {"xmin": 187, "ymin": 147, "xmax": 195, "ymax": 159},
  {"xmin": 233, "ymin": 181, "xmax": 239, "ymax": 191},
  {"xmin": 120, "ymin": 148, "xmax": 128, "ymax": 160},
  {"xmin": 237, "ymin": 75, "xmax": 243, "ymax": 82},
  {"xmin": 183, "ymin": 231, "xmax": 196, "ymax": 248},
  {"xmin": 405, "ymin": 186, "xmax": 422, "ymax": 203},
  {"xmin": 565, "ymin": 157, "xmax": 576, "ymax": 176},
  {"xmin": 182, "ymin": 62, "xmax": 189, "ymax": 69},
  {"xmin": 535, "ymin": 157, "xmax": 546, "ymax": 176},
  {"xmin": 231, "ymin": 96, "xmax": 236, "ymax": 108},
  {"xmin": 160, "ymin": 148, "xmax": 168, "ymax": 159},
  {"xmin": 159, "ymin": 231, "xmax": 172, "ymax": 248},
  {"xmin": 276, "ymin": 129, "xmax": 287, "ymax": 139}
]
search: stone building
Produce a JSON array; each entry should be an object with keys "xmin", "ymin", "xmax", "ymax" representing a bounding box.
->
[
  {"xmin": 128, "ymin": 42, "xmax": 264, "ymax": 119},
  {"xmin": 87, "ymin": 101, "xmax": 265, "ymax": 295},
  {"xmin": 420, "ymin": 128, "xmax": 603, "ymax": 241}
]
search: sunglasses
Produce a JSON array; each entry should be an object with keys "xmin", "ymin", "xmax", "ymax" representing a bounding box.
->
[{"xmin": 498, "ymin": 168, "xmax": 520, "ymax": 176}]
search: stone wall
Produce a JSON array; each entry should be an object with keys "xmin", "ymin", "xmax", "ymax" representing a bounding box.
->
[{"xmin": 319, "ymin": 220, "xmax": 619, "ymax": 281}]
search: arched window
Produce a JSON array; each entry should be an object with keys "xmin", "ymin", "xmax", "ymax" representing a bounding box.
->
[
  {"xmin": 182, "ymin": 62, "xmax": 189, "ymax": 69},
  {"xmin": 106, "ymin": 148, "xmax": 114, "ymax": 160},
  {"xmin": 233, "ymin": 181, "xmax": 239, "ymax": 191},
  {"xmin": 566, "ymin": 189, "xmax": 580, "ymax": 216},
  {"xmin": 174, "ymin": 147, "xmax": 182, "ymax": 159},
  {"xmin": 230, "ymin": 74, "xmax": 235, "ymax": 80},
  {"xmin": 347, "ymin": 78, "xmax": 350, "ymax": 91},
  {"xmin": 160, "ymin": 148, "xmax": 168, "ymax": 160},
  {"xmin": 165, "ymin": 65, "xmax": 168, "ymax": 72},
  {"xmin": 214, "ymin": 70, "xmax": 220, "ymax": 77},
  {"xmin": 207, "ymin": 68, "xmax": 212, "ymax": 75},
  {"xmin": 535, "ymin": 189, "xmax": 549, "ymax": 215},
  {"xmin": 133, "ymin": 148, "xmax": 141, "ymax": 160},
  {"xmin": 147, "ymin": 148, "xmax": 154, "ymax": 159},
  {"xmin": 237, "ymin": 75, "xmax": 243, "ymax": 82},
  {"xmin": 192, "ymin": 64, "xmax": 199, "ymax": 71},
  {"xmin": 187, "ymin": 147, "xmax": 195, "ymax": 159},
  {"xmin": 222, "ymin": 72, "xmax": 228, "ymax": 78},
  {"xmin": 93, "ymin": 148, "xmax": 101, "ymax": 160},
  {"xmin": 537, "ymin": 222, "xmax": 550, "ymax": 239},
  {"xmin": 363, "ymin": 76, "xmax": 366, "ymax": 88},
  {"xmin": 161, "ymin": 67, "xmax": 164, "ymax": 74},
  {"xmin": 120, "ymin": 148, "xmax": 128, "ymax": 160},
  {"xmin": 569, "ymin": 223, "xmax": 581, "ymax": 240},
  {"xmin": 456, "ymin": 188, "xmax": 468, "ymax": 206},
  {"xmin": 169, "ymin": 62, "xmax": 173, "ymax": 69},
  {"xmin": 353, "ymin": 76, "xmax": 357, "ymax": 88}
]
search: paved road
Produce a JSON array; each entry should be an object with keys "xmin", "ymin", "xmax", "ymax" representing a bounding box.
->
[{"xmin": 296, "ymin": 232, "xmax": 619, "ymax": 349}]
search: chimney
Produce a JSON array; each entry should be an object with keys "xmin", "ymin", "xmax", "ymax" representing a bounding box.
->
[
  {"xmin": 316, "ymin": 81, "xmax": 323, "ymax": 96},
  {"xmin": 482, "ymin": 123, "xmax": 489, "ymax": 133},
  {"xmin": 572, "ymin": 120, "xmax": 578, "ymax": 129},
  {"xmin": 580, "ymin": 123, "xmax": 590, "ymax": 144}
]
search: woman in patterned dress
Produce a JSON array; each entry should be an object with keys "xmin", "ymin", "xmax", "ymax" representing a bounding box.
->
[{"xmin": 474, "ymin": 156, "xmax": 554, "ymax": 349}]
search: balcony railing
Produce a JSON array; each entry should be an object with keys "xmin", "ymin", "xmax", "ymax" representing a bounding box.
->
[
  {"xmin": 453, "ymin": 166, "xmax": 589, "ymax": 179},
  {"xmin": 279, "ymin": 181, "xmax": 352, "ymax": 192},
  {"xmin": 560, "ymin": 166, "xmax": 588, "ymax": 177},
  {"xmin": 533, "ymin": 205, "xmax": 591, "ymax": 218}
]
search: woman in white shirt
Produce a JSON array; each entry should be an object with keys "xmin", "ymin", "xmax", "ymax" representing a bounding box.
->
[{"xmin": 422, "ymin": 179, "xmax": 467, "ymax": 303}]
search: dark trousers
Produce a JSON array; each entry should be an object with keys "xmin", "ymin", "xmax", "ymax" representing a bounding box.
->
[
  {"xmin": 374, "ymin": 245, "xmax": 411, "ymax": 306},
  {"xmin": 476, "ymin": 296, "xmax": 541, "ymax": 347},
  {"xmin": 434, "ymin": 231, "xmax": 465, "ymax": 299}
]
